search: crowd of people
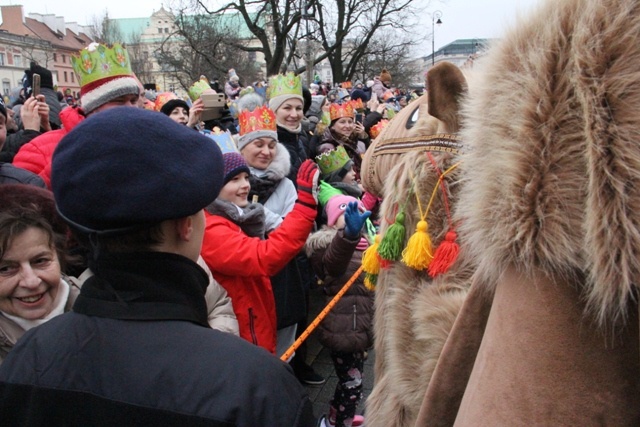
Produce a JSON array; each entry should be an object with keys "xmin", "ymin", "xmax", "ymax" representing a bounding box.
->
[{"xmin": 0, "ymin": 41, "xmax": 424, "ymax": 426}]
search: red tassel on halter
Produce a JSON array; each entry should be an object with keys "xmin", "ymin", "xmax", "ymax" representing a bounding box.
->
[{"xmin": 428, "ymin": 231, "xmax": 460, "ymax": 277}]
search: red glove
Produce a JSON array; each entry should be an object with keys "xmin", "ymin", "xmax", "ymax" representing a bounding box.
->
[{"xmin": 296, "ymin": 160, "xmax": 320, "ymax": 209}]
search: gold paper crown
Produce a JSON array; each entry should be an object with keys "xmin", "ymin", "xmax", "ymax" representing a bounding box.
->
[
  {"xmin": 154, "ymin": 92, "xmax": 177, "ymax": 112},
  {"xmin": 315, "ymin": 146, "xmax": 351, "ymax": 175},
  {"xmin": 351, "ymin": 98, "xmax": 365, "ymax": 111},
  {"xmin": 188, "ymin": 80, "xmax": 212, "ymax": 101},
  {"xmin": 267, "ymin": 72, "xmax": 302, "ymax": 100},
  {"xmin": 71, "ymin": 43, "xmax": 133, "ymax": 88},
  {"xmin": 329, "ymin": 102, "xmax": 355, "ymax": 121},
  {"xmin": 238, "ymin": 105, "xmax": 277, "ymax": 136},
  {"xmin": 369, "ymin": 119, "xmax": 389, "ymax": 139}
]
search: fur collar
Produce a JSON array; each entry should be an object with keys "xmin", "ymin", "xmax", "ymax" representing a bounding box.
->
[
  {"xmin": 249, "ymin": 142, "xmax": 291, "ymax": 181},
  {"xmin": 304, "ymin": 226, "xmax": 338, "ymax": 258}
]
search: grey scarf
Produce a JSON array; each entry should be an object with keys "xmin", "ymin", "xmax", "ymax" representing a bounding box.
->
[{"xmin": 206, "ymin": 199, "xmax": 266, "ymax": 239}]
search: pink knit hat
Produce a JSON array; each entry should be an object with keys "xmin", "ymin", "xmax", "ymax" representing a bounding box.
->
[{"xmin": 325, "ymin": 195, "xmax": 365, "ymax": 226}]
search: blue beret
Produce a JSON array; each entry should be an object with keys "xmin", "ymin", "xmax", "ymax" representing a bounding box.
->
[{"xmin": 52, "ymin": 108, "xmax": 224, "ymax": 234}]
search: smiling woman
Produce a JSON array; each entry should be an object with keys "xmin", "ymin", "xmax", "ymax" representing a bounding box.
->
[{"xmin": 0, "ymin": 184, "xmax": 79, "ymax": 363}]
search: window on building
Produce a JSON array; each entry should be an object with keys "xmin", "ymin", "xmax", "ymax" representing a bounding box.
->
[
  {"xmin": 64, "ymin": 71, "xmax": 68, "ymax": 82},
  {"xmin": 62, "ymin": 54, "xmax": 66, "ymax": 63},
  {"xmin": 71, "ymin": 72, "xmax": 74, "ymax": 83},
  {"xmin": 248, "ymin": 52, "xmax": 256, "ymax": 62},
  {"xmin": 169, "ymin": 84, "xmax": 175, "ymax": 92},
  {"xmin": 0, "ymin": 53, "xmax": 4, "ymax": 66},
  {"xmin": 143, "ymin": 51, "xmax": 149, "ymax": 60},
  {"xmin": 53, "ymin": 53, "xmax": 57, "ymax": 61},
  {"xmin": 13, "ymin": 55, "xmax": 21, "ymax": 67},
  {"xmin": 158, "ymin": 28, "xmax": 163, "ymax": 34},
  {"xmin": 2, "ymin": 79, "xmax": 10, "ymax": 96},
  {"xmin": 164, "ymin": 27, "xmax": 169, "ymax": 33}
]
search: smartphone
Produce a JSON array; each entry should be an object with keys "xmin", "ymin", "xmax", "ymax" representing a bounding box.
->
[
  {"xmin": 200, "ymin": 93, "xmax": 226, "ymax": 121},
  {"xmin": 355, "ymin": 113, "xmax": 363, "ymax": 124},
  {"xmin": 32, "ymin": 73, "xmax": 41, "ymax": 98}
]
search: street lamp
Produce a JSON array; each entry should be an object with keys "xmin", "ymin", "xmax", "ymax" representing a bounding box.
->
[{"xmin": 431, "ymin": 10, "xmax": 443, "ymax": 66}]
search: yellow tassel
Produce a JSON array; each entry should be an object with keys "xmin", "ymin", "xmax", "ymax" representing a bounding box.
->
[
  {"xmin": 402, "ymin": 219, "xmax": 433, "ymax": 270},
  {"xmin": 364, "ymin": 273, "xmax": 377, "ymax": 291},
  {"xmin": 362, "ymin": 235, "xmax": 381, "ymax": 275}
]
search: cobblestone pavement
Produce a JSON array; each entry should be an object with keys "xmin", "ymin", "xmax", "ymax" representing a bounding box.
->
[{"xmin": 302, "ymin": 286, "xmax": 374, "ymax": 423}]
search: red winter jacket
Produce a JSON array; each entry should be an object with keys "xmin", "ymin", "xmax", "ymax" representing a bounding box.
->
[
  {"xmin": 201, "ymin": 202, "xmax": 315, "ymax": 354},
  {"xmin": 13, "ymin": 107, "xmax": 85, "ymax": 189}
]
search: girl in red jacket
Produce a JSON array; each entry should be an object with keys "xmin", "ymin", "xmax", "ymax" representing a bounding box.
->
[{"xmin": 200, "ymin": 132, "xmax": 318, "ymax": 354}]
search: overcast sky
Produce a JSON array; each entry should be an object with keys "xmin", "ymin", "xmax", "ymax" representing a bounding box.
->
[{"xmin": 5, "ymin": 0, "xmax": 543, "ymax": 53}]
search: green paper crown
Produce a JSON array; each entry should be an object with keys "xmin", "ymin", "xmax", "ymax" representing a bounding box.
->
[
  {"xmin": 267, "ymin": 72, "xmax": 302, "ymax": 100},
  {"xmin": 315, "ymin": 146, "xmax": 351, "ymax": 176},
  {"xmin": 71, "ymin": 43, "xmax": 133, "ymax": 87},
  {"xmin": 188, "ymin": 80, "xmax": 212, "ymax": 101}
]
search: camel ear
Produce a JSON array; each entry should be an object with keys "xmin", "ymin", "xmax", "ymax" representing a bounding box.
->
[{"xmin": 427, "ymin": 62, "xmax": 468, "ymax": 133}]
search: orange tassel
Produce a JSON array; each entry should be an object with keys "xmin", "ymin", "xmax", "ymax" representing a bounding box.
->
[
  {"xmin": 428, "ymin": 231, "xmax": 460, "ymax": 277},
  {"xmin": 401, "ymin": 219, "xmax": 433, "ymax": 270}
]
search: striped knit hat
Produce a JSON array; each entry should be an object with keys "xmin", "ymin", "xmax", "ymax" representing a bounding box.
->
[{"xmin": 71, "ymin": 43, "xmax": 140, "ymax": 114}]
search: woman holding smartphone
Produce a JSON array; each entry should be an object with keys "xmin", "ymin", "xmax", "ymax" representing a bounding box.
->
[{"xmin": 312, "ymin": 101, "xmax": 369, "ymax": 181}]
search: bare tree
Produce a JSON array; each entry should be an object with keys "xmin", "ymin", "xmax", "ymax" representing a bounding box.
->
[
  {"xmin": 174, "ymin": 0, "xmax": 304, "ymax": 76},
  {"xmin": 352, "ymin": 30, "xmax": 422, "ymax": 88},
  {"xmin": 127, "ymin": 32, "xmax": 155, "ymax": 85},
  {"xmin": 20, "ymin": 39, "xmax": 55, "ymax": 69},
  {"xmin": 156, "ymin": 11, "xmax": 260, "ymax": 92},
  {"xmin": 311, "ymin": 0, "xmax": 425, "ymax": 83},
  {"xmin": 88, "ymin": 10, "xmax": 124, "ymax": 45},
  {"xmin": 174, "ymin": 0, "xmax": 425, "ymax": 84}
]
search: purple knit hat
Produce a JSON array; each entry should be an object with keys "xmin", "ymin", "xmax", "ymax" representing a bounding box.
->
[{"xmin": 222, "ymin": 152, "xmax": 250, "ymax": 184}]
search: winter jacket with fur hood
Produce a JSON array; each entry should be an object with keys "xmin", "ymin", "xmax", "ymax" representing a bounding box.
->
[
  {"xmin": 305, "ymin": 227, "xmax": 374, "ymax": 353},
  {"xmin": 248, "ymin": 142, "xmax": 296, "ymax": 219}
]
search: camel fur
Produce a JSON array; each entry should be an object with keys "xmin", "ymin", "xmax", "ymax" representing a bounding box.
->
[
  {"xmin": 415, "ymin": 0, "xmax": 640, "ymax": 424},
  {"xmin": 362, "ymin": 62, "xmax": 472, "ymax": 427}
]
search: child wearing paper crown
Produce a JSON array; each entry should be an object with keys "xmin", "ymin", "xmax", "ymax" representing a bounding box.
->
[
  {"xmin": 304, "ymin": 196, "xmax": 373, "ymax": 427},
  {"xmin": 200, "ymin": 130, "xmax": 319, "ymax": 354},
  {"xmin": 316, "ymin": 146, "xmax": 381, "ymax": 228}
]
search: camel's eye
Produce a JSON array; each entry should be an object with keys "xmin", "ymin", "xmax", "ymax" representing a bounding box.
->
[{"xmin": 406, "ymin": 105, "xmax": 420, "ymax": 130}]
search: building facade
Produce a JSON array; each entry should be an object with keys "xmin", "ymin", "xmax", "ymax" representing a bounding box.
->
[
  {"xmin": 0, "ymin": 5, "xmax": 92, "ymax": 98},
  {"xmin": 112, "ymin": 6, "xmax": 268, "ymax": 97},
  {"xmin": 0, "ymin": 30, "xmax": 52, "ymax": 98}
]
